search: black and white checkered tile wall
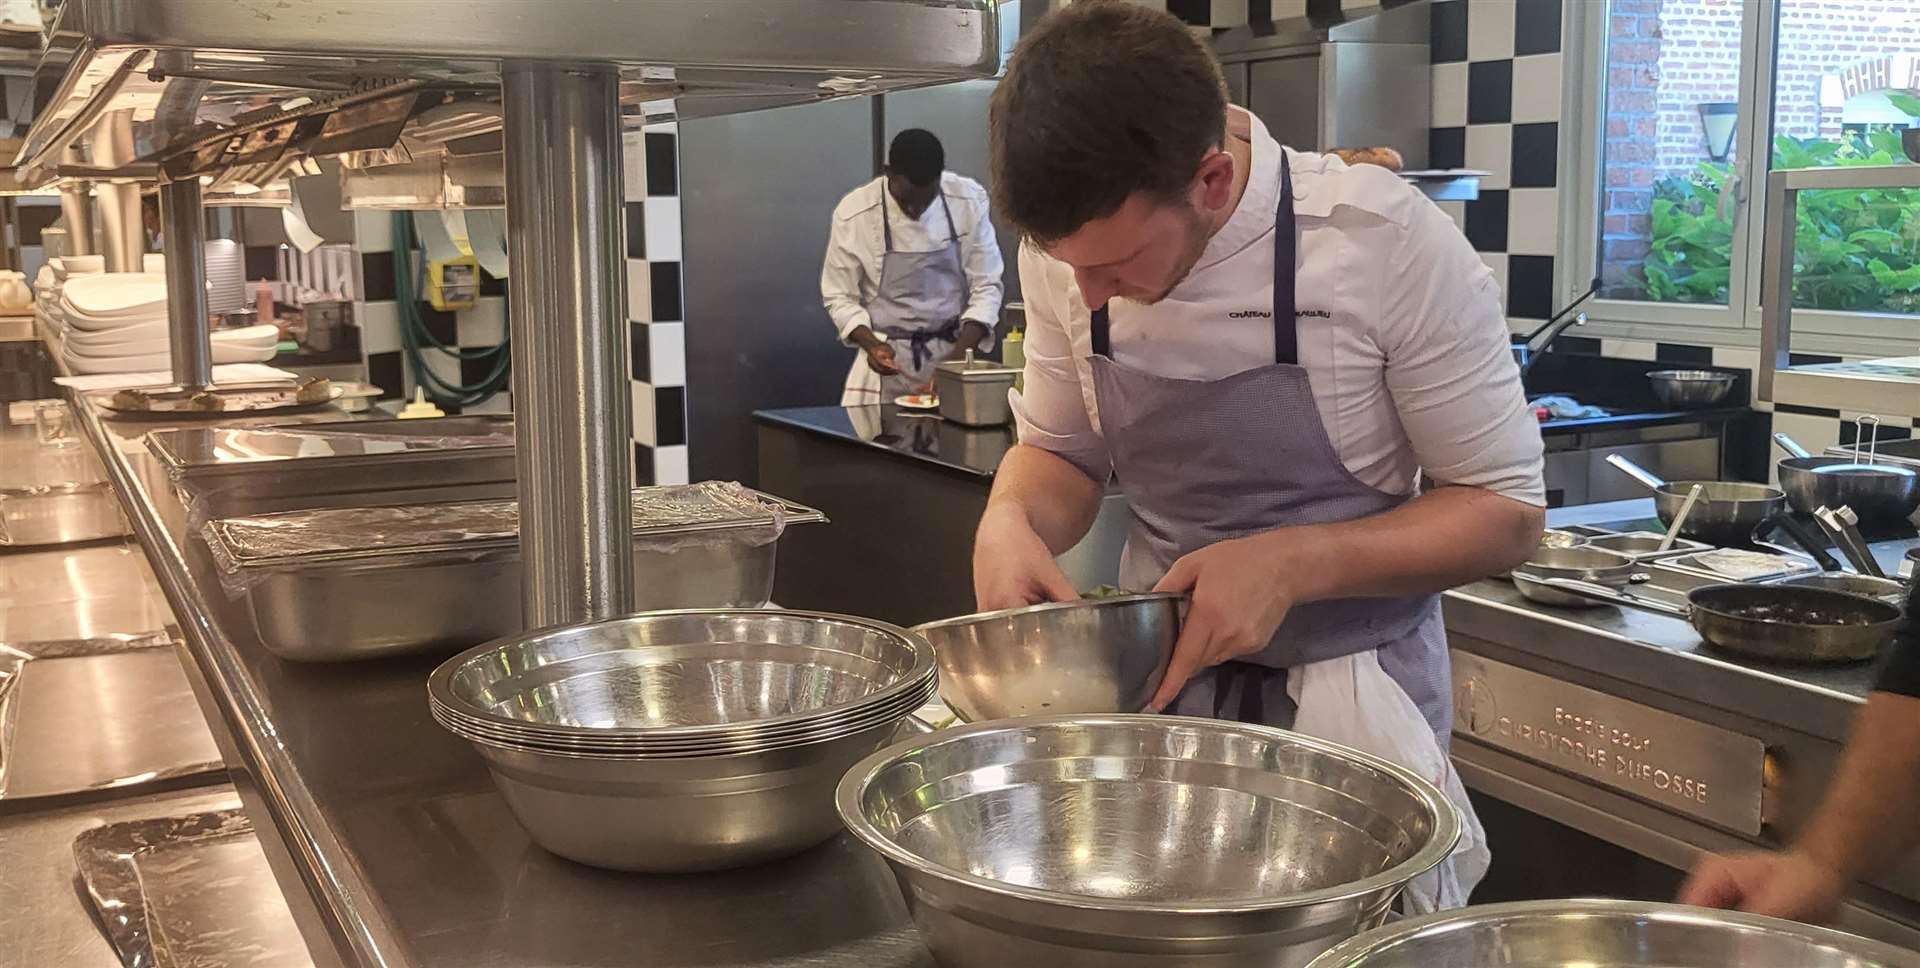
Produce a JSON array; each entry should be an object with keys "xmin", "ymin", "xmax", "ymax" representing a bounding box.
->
[
  {"xmin": 1423, "ymin": 0, "xmax": 1918, "ymax": 453},
  {"xmin": 348, "ymin": 122, "xmax": 690, "ymax": 483}
]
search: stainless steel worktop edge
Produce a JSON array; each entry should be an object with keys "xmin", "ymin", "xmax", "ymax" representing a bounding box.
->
[{"xmin": 69, "ymin": 390, "xmax": 408, "ymax": 968}]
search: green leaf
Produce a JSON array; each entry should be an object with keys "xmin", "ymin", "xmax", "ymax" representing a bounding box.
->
[
  {"xmin": 1869, "ymin": 258, "xmax": 1920, "ymax": 291},
  {"xmin": 1889, "ymin": 93, "xmax": 1920, "ymax": 120}
]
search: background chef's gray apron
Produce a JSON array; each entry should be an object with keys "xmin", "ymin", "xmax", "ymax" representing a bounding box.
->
[
  {"xmin": 1088, "ymin": 154, "xmax": 1452, "ymax": 740},
  {"xmin": 868, "ymin": 190, "xmax": 968, "ymax": 398}
]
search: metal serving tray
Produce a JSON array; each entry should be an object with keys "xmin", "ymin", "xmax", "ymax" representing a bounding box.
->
[
  {"xmin": 1660, "ymin": 548, "xmax": 1819, "ymax": 583},
  {"xmin": 1581, "ymin": 531, "xmax": 1712, "ymax": 562},
  {"xmin": 0, "ymin": 428, "xmax": 129, "ymax": 547},
  {"xmin": 201, "ymin": 483, "xmax": 828, "ymax": 662}
]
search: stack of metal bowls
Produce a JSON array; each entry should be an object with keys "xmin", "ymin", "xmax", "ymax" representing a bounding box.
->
[
  {"xmin": 429, "ymin": 609, "xmax": 936, "ymax": 873},
  {"xmin": 837, "ymin": 715, "xmax": 1460, "ymax": 967},
  {"xmin": 1305, "ymin": 899, "xmax": 1920, "ymax": 967}
]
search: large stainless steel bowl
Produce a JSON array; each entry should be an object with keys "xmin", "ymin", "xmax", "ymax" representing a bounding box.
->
[
  {"xmin": 837, "ymin": 715, "xmax": 1460, "ymax": 967},
  {"xmin": 912, "ymin": 594, "xmax": 1180, "ymax": 722},
  {"xmin": 1304, "ymin": 899, "xmax": 1920, "ymax": 967},
  {"xmin": 428, "ymin": 610, "xmax": 937, "ymax": 871},
  {"xmin": 1648, "ymin": 369, "xmax": 1737, "ymax": 408}
]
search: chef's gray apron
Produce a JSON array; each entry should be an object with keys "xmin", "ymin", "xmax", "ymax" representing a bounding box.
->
[
  {"xmin": 869, "ymin": 190, "xmax": 969, "ymax": 398},
  {"xmin": 1089, "ymin": 154, "xmax": 1452, "ymax": 740}
]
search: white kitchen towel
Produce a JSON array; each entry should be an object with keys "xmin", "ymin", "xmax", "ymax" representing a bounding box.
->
[{"xmin": 1288, "ymin": 650, "xmax": 1490, "ymax": 914}]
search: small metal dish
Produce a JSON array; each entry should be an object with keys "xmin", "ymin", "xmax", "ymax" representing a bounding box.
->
[
  {"xmin": 1648, "ymin": 369, "xmax": 1736, "ymax": 408},
  {"xmin": 1511, "ymin": 546, "xmax": 1641, "ymax": 608},
  {"xmin": 1583, "ymin": 531, "xmax": 1710, "ymax": 561}
]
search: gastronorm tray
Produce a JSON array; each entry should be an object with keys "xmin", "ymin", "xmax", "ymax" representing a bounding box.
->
[
  {"xmin": 1580, "ymin": 531, "xmax": 1712, "ymax": 562},
  {"xmin": 200, "ymin": 482, "xmax": 827, "ymax": 662},
  {"xmin": 1658, "ymin": 548, "xmax": 1819, "ymax": 583}
]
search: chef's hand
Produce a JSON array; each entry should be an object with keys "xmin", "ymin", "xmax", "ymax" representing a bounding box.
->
[
  {"xmin": 974, "ymin": 506, "xmax": 1080, "ymax": 610},
  {"xmin": 1678, "ymin": 850, "xmax": 1848, "ymax": 921},
  {"xmin": 865, "ymin": 343, "xmax": 901, "ymax": 376},
  {"xmin": 1146, "ymin": 532, "xmax": 1298, "ymax": 712}
]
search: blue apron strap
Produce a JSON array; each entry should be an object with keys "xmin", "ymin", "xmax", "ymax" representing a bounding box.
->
[{"xmin": 1272, "ymin": 150, "xmax": 1299, "ymax": 366}]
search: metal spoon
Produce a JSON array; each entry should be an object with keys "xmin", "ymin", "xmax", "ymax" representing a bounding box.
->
[{"xmin": 1660, "ymin": 484, "xmax": 1704, "ymax": 552}]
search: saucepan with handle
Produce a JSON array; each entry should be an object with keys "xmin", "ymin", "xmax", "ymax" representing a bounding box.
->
[
  {"xmin": 1604, "ymin": 453, "xmax": 1786, "ymax": 547},
  {"xmin": 1774, "ymin": 426, "xmax": 1920, "ymax": 526},
  {"xmin": 1539, "ymin": 578, "xmax": 1901, "ymax": 663}
]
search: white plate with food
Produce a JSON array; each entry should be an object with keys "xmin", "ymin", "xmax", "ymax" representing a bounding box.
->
[{"xmin": 893, "ymin": 393, "xmax": 939, "ymax": 410}]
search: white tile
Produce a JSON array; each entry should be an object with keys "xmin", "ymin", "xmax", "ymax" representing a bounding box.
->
[
  {"xmin": 630, "ymin": 379, "xmax": 657, "ymax": 446},
  {"xmin": 642, "ymin": 197, "xmax": 681, "ymax": 262},
  {"xmin": 356, "ymin": 300, "xmax": 401, "ymax": 355},
  {"xmin": 648, "ymin": 322, "xmax": 686, "ymax": 387},
  {"xmin": 1771, "ymin": 411, "xmax": 1843, "ymax": 459},
  {"xmin": 1466, "ymin": 0, "xmax": 1515, "ymax": 62},
  {"xmin": 626, "ymin": 258, "xmax": 653, "ymax": 322},
  {"xmin": 1510, "ymin": 53, "xmax": 1563, "ymax": 124},
  {"xmin": 1436, "ymin": 199, "xmax": 1467, "ymax": 233},
  {"xmin": 622, "ymin": 131, "xmax": 648, "ymax": 203},
  {"xmin": 1711, "ymin": 346, "xmax": 1761, "ymax": 372},
  {"xmin": 464, "ymin": 393, "xmax": 513, "ymax": 415},
  {"xmin": 353, "ymin": 210, "xmax": 393, "ymax": 253},
  {"xmin": 1506, "ymin": 187, "xmax": 1558, "ymax": 256},
  {"xmin": 652, "ymin": 445, "xmax": 690, "ymax": 486},
  {"xmin": 1601, "ymin": 338, "xmax": 1658, "ymax": 362},
  {"xmin": 1479, "ymin": 252, "xmax": 1509, "ymax": 300},
  {"xmin": 1464, "ymin": 123, "xmax": 1512, "ymax": 190},
  {"xmin": 1431, "ymin": 62, "xmax": 1469, "ymax": 128},
  {"xmin": 456, "ymin": 296, "xmax": 507, "ymax": 347},
  {"xmin": 1209, "ymin": 0, "xmax": 1248, "ymax": 27}
]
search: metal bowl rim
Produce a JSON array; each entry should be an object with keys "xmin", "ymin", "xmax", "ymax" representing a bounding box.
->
[
  {"xmin": 426, "ymin": 608, "xmax": 935, "ymax": 739},
  {"xmin": 1303, "ymin": 898, "xmax": 1920, "ymax": 967},
  {"xmin": 910, "ymin": 593, "xmax": 1185, "ymax": 635},
  {"xmin": 834, "ymin": 713, "xmax": 1462, "ymax": 917},
  {"xmin": 1648, "ymin": 369, "xmax": 1737, "ymax": 383}
]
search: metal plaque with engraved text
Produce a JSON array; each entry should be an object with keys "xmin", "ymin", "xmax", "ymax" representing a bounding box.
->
[{"xmin": 1452, "ymin": 652, "xmax": 1766, "ymax": 835}]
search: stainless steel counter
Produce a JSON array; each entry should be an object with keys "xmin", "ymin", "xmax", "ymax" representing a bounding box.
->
[{"xmin": 70, "ymin": 390, "xmax": 938, "ymax": 968}]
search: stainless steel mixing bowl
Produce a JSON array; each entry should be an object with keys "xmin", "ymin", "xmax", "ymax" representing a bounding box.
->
[
  {"xmin": 837, "ymin": 715, "xmax": 1459, "ymax": 967},
  {"xmin": 1304, "ymin": 899, "xmax": 1920, "ymax": 967},
  {"xmin": 912, "ymin": 594, "xmax": 1180, "ymax": 722},
  {"xmin": 428, "ymin": 610, "xmax": 934, "ymax": 746}
]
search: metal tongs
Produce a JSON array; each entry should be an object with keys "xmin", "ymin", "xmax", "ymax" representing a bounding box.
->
[{"xmin": 1813, "ymin": 505, "xmax": 1885, "ymax": 578}]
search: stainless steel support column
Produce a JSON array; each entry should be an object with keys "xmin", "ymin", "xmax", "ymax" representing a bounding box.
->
[
  {"xmin": 94, "ymin": 110, "xmax": 147, "ymax": 273},
  {"xmin": 160, "ymin": 178, "xmax": 212, "ymax": 388},
  {"xmin": 502, "ymin": 62, "xmax": 634, "ymax": 627},
  {"xmin": 58, "ymin": 184, "xmax": 94, "ymax": 257}
]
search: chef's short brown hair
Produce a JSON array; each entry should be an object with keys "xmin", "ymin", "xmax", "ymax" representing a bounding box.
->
[{"xmin": 990, "ymin": 1, "xmax": 1228, "ymax": 243}]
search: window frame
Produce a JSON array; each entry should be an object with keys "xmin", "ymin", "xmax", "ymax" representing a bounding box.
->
[{"xmin": 1562, "ymin": 0, "xmax": 1920, "ymax": 357}]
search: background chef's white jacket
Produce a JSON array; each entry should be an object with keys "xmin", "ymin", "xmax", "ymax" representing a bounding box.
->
[
  {"xmin": 820, "ymin": 172, "xmax": 1006, "ymax": 342},
  {"xmin": 1011, "ymin": 109, "xmax": 1547, "ymax": 508}
]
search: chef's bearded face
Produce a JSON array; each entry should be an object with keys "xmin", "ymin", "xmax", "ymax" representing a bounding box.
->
[{"xmin": 1041, "ymin": 149, "xmax": 1236, "ymax": 309}]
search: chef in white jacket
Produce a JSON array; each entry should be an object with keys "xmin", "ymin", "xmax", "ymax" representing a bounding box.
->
[
  {"xmin": 821, "ymin": 128, "xmax": 1005, "ymax": 406},
  {"xmin": 975, "ymin": 4, "xmax": 1547, "ymax": 909}
]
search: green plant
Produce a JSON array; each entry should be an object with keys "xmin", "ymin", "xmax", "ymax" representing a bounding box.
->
[{"xmin": 1637, "ymin": 129, "xmax": 1920, "ymax": 314}]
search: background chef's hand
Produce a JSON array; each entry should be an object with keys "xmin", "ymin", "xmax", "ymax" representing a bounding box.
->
[
  {"xmin": 973, "ymin": 506, "xmax": 1080, "ymax": 610},
  {"xmin": 864, "ymin": 343, "xmax": 900, "ymax": 376},
  {"xmin": 1146, "ymin": 533, "xmax": 1298, "ymax": 712},
  {"xmin": 1678, "ymin": 850, "xmax": 1848, "ymax": 921}
]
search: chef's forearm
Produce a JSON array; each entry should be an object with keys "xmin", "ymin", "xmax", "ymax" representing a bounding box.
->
[
  {"xmin": 1792, "ymin": 691, "xmax": 1920, "ymax": 883},
  {"xmin": 1269, "ymin": 485, "xmax": 1542, "ymax": 604},
  {"xmin": 943, "ymin": 320, "xmax": 991, "ymax": 360},
  {"xmin": 846, "ymin": 325, "xmax": 886, "ymax": 351},
  {"xmin": 984, "ymin": 444, "xmax": 1104, "ymax": 554}
]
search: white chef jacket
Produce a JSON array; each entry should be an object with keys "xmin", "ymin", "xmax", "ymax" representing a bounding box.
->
[
  {"xmin": 820, "ymin": 172, "xmax": 1006, "ymax": 342},
  {"xmin": 1011, "ymin": 109, "xmax": 1546, "ymax": 507}
]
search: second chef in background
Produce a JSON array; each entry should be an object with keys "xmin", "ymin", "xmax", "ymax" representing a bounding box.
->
[
  {"xmin": 821, "ymin": 128, "xmax": 1006, "ymax": 406},
  {"xmin": 973, "ymin": 2, "xmax": 1548, "ymax": 909}
]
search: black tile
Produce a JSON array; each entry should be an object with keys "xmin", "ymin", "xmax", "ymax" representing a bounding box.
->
[
  {"xmin": 1655, "ymin": 342, "xmax": 1714, "ymax": 366},
  {"xmin": 17, "ymin": 203, "xmax": 56, "ymax": 246},
  {"xmin": 460, "ymin": 349, "xmax": 508, "ymax": 387},
  {"xmin": 1508, "ymin": 254, "xmax": 1556, "ymax": 320},
  {"xmin": 1514, "ymin": 0, "xmax": 1562, "ymax": 56},
  {"xmin": 1775, "ymin": 402, "xmax": 1841, "ymax": 419},
  {"xmin": 1430, "ymin": 0, "xmax": 1468, "ymax": 63},
  {"xmin": 630, "ymin": 321, "xmax": 651, "ymax": 383},
  {"xmin": 1430, "ymin": 127, "xmax": 1467, "ymax": 170},
  {"xmin": 633, "ymin": 443, "xmax": 656, "ymax": 486},
  {"xmin": 1463, "ymin": 190, "xmax": 1509, "ymax": 252},
  {"xmin": 1552, "ymin": 334, "xmax": 1602, "ymax": 355},
  {"xmin": 654, "ymin": 386, "xmax": 687, "ymax": 448},
  {"xmin": 625, "ymin": 201, "xmax": 646, "ymax": 260},
  {"xmin": 244, "ymin": 245, "xmax": 279, "ymax": 281},
  {"xmin": 418, "ymin": 305, "xmax": 458, "ymax": 346},
  {"xmin": 361, "ymin": 251, "xmax": 396, "ymax": 302},
  {"xmin": 480, "ymin": 270, "xmax": 507, "ymax": 298},
  {"xmin": 649, "ymin": 261, "xmax": 682, "ymax": 323},
  {"xmin": 1467, "ymin": 60, "xmax": 1514, "ymax": 125},
  {"xmin": 644, "ymin": 132, "xmax": 678, "ymax": 197},
  {"xmin": 1841, "ymin": 420, "xmax": 1911, "ymax": 446},
  {"xmin": 439, "ymin": 401, "xmax": 464, "ymax": 416},
  {"xmin": 1166, "ymin": 0, "xmax": 1209, "ymax": 26},
  {"xmin": 367, "ymin": 351, "xmax": 405, "ymax": 400},
  {"xmin": 1511, "ymin": 122, "xmax": 1558, "ymax": 188},
  {"xmin": 1788, "ymin": 352, "xmax": 1842, "ymax": 367}
]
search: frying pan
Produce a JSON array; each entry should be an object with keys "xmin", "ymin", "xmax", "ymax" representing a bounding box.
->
[
  {"xmin": 1604, "ymin": 454, "xmax": 1786, "ymax": 547},
  {"xmin": 1542, "ymin": 579, "xmax": 1902, "ymax": 663},
  {"xmin": 1773, "ymin": 432, "xmax": 1920, "ymax": 525}
]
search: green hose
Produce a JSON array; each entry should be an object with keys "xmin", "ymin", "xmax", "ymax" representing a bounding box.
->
[{"xmin": 392, "ymin": 212, "xmax": 512, "ymax": 410}]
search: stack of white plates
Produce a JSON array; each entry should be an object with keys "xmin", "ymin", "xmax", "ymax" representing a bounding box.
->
[{"xmin": 57, "ymin": 272, "xmax": 279, "ymax": 375}]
